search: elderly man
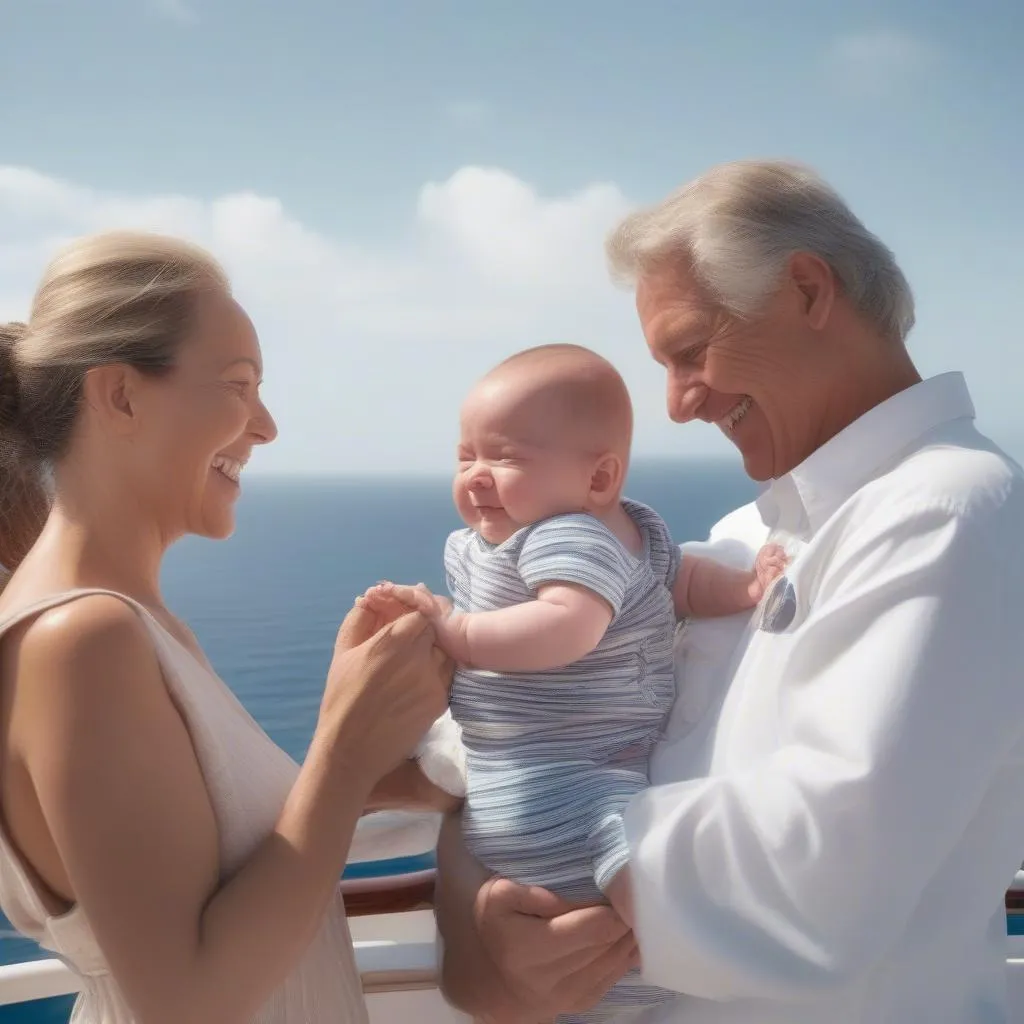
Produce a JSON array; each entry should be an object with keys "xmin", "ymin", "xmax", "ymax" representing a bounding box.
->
[{"xmin": 432, "ymin": 160, "xmax": 1024, "ymax": 1023}]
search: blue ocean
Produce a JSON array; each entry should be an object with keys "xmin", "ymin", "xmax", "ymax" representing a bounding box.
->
[{"xmin": 0, "ymin": 462, "xmax": 757, "ymax": 1020}]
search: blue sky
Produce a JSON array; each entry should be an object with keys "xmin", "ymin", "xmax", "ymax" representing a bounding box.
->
[{"xmin": 1, "ymin": 0, "xmax": 1021, "ymax": 474}]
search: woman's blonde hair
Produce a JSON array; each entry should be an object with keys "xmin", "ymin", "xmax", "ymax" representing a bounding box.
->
[{"xmin": 0, "ymin": 231, "xmax": 230, "ymax": 570}]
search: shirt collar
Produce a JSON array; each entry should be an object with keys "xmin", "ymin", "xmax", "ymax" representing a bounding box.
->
[{"xmin": 756, "ymin": 372, "xmax": 975, "ymax": 534}]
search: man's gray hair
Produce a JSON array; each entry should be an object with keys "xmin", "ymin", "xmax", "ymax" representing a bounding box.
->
[{"xmin": 605, "ymin": 160, "xmax": 915, "ymax": 342}]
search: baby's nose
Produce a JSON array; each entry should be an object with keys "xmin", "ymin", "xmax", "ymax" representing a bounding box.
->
[{"xmin": 468, "ymin": 467, "xmax": 493, "ymax": 490}]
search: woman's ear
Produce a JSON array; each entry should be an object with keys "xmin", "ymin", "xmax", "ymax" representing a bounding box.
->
[{"xmin": 80, "ymin": 364, "xmax": 139, "ymax": 438}]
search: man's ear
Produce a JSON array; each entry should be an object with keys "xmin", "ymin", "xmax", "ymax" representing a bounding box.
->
[
  {"xmin": 588, "ymin": 451, "xmax": 625, "ymax": 507},
  {"xmin": 80, "ymin": 364, "xmax": 140, "ymax": 439},
  {"xmin": 787, "ymin": 251, "xmax": 836, "ymax": 332}
]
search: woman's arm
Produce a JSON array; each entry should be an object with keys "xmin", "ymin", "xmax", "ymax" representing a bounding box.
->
[
  {"xmin": 10, "ymin": 596, "xmax": 448, "ymax": 1024},
  {"xmin": 366, "ymin": 760, "xmax": 461, "ymax": 813},
  {"xmin": 434, "ymin": 813, "xmax": 637, "ymax": 1022}
]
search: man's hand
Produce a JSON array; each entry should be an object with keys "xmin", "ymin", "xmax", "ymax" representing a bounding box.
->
[{"xmin": 471, "ymin": 878, "xmax": 638, "ymax": 1020}]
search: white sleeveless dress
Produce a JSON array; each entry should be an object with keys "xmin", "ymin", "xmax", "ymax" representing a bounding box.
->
[{"xmin": 0, "ymin": 588, "xmax": 369, "ymax": 1023}]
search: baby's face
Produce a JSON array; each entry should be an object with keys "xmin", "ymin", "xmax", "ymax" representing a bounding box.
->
[{"xmin": 454, "ymin": 374, "xmax": 599, "ymax": 544}]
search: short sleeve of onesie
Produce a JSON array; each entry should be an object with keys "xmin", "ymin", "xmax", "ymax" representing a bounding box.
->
[
  {"xmin": 517, "ymin": 513, "xmax": 633, "ymax": 616},
  {"xmin": 443, "ymin": 529, "xmax": 473, "ymax": 610},
  {"xmin": 645, "ymin": 508, "xmax": 682, "ymax": 588},
  {"xmin": 667, "ymin": 543, "xmax": 682, "ymax": 588}
]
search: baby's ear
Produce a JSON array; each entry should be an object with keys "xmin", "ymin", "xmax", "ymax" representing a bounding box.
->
[{"xmin": 588, "ymin": 452, "xmax": 624, "ymax": 506}]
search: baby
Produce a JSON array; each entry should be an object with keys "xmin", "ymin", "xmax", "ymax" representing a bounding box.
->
[{"xmin": 365, "ymin": 344, "xmax": 784, "ymax": 1023}]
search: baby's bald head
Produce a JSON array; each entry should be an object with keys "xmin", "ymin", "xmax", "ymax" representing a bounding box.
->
[
  {"xmin": 465, "ymin": 344, "xmax": 633, "ymax": 463},
  {"xmin": 455, "ymin": 345, "xmax": 634, "ymax": 537}
]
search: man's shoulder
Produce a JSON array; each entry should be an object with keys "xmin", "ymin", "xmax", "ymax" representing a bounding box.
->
[{"xmin": 867, "ymin": 422, "xmax": 1023, "ymax": 522}]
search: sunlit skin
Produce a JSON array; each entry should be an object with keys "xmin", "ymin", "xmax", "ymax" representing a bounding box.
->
[
  {"xmin": 10, "ymin": 290, "xmax": 278, "ymax": 608},
  {"xmin": 0, "ymin": 275, "xmax": 455, "ymax": 1023},
  {"xmin": 0, "ymin": 288, "xmax": 280, "ymax": 900},
  {"xmin": 118, "ymin": 290, "xmax": 279, "ymax": 543},
  {"xmin": 453, "ymin": 350, "xmax": 635, "ymax": 549},
  {"xmin": 636, "ymin": 255, "xmax": 922, "ymax": 481}
]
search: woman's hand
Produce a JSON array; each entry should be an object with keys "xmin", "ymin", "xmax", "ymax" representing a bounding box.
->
[
  {"xmin": 435, "ymin": 815, "xmax": 636, "ymax": 1022},
  {"xmin": 322, "ymin": 604, "xmax": 453, "ymax": 784},
  {"xmin": 342, "ymin": 589, "xmax": 413, "ymax": 642}
]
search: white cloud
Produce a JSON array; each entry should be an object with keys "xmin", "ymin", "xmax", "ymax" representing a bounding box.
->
[
  {"xmin": 824, "ymin": 29, "xmax": 936, "ymax": 98},
  {"xmin": 148, "ymin": 0, "xmax": 198, "ymax": 25},
  {"xmin": 0, "ymin": 164, "xmax": 736, "ymax": 475}
]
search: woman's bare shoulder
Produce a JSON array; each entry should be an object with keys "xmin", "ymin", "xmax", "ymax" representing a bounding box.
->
[
  {"xmin": 9, "ymin": 591, "xmax": 147, "ymax": 660},
  {"xmin": 5, "ymin": 593, "xmax": 165, "ymax": 736}
]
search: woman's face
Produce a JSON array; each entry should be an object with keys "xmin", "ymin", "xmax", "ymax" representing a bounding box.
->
[{"xmin": 130, "ymin": 289, "xmax": 277, "ymax": 541}]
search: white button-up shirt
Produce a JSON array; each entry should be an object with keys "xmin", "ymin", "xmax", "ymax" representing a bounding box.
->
[{"xmin": 626, "ymin": 372, "xmax": 1024, "ymax": 1022}]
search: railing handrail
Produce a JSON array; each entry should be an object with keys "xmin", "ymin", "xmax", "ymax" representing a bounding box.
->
[
  {"xmin": 341, "ymin": 869, "xmax": 435, "ymax": 917},
  {"xmin": 1, "ymin": 870, "xmax": 1022, "ymax": 1008},
  {"xmin": 0, "ymin": 940, "xmax": 440, "ymax": 1007},
  {"xmin": 343, "ymin": 868, "xmax": 1024, "ymax": 916}
]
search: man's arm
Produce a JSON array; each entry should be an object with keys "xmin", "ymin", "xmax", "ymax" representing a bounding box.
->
[
  {"xmin": 434, "ymin": 814, "xmax": 638, "ymax": 1022},
  {"xmin": 625, "ymin": 490, "xmax": 1024, "ymax": 998},
  {"xmin": 434, "ymin": 814, "xmax": 524, "ymax": 1021}
]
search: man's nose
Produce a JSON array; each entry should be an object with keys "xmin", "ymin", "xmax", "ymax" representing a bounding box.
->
[{"xmin": 668, "ymin": 376, "xmax": 709, "ymax": 423}]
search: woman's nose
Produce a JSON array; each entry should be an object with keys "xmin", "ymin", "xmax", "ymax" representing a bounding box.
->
[{"xmin": 250, "ymin": 398, "xmax": 279, "ymax": 444}]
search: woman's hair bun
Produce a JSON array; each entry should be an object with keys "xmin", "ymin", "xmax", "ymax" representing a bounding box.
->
[{"xmin": 0, "ymin": 321, "xmax": 27, "ymax": 435}]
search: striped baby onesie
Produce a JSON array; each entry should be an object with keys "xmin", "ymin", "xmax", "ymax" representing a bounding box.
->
[{"xmin": 445, "ymin": 499, "xmax": 679, "ymax": 1023}]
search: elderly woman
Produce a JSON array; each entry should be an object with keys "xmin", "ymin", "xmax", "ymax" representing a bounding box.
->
[
  {"xmin": 0, "ymin": 233, "xmax": 453, "ymax": 1024},
  {"xmin": 434, "ymin": 160, "xmax": 1024, "ymax": 1023}
]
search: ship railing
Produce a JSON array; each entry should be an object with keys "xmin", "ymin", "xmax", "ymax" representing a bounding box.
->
[{"xmin": 2, "ymin": 869, "xmax": 1024, "ymax": 1009}]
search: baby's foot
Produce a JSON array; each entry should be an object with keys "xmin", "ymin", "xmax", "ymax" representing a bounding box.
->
[{"xmin": 750, "ymin": 544, "xmax": 788, "ymax": 602}]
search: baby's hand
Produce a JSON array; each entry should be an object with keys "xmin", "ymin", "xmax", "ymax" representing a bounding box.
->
[
  {"xmin": 363, "ymin": 581, "xmax": 452, "ymax": 622},
  {"xmin": 361, "ymin": 582, "xmax": 467, "ymax": 665},
  {"xmin": 749, "ymin": 543, "xmax": 788, "ymax": 602}
]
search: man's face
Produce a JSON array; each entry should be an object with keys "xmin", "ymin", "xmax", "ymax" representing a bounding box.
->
[{"xmin": 636, "ymin": 261, "xmax": 828, "ymax": 481}]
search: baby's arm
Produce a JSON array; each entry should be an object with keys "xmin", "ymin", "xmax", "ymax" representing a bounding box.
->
[
  {"xmin": 674, "ymin": 542, "xmax": 787, "ymax": 619},
  {"xmin": 367, "ymin": 514, "xmax": 631, "ymax": 673},
  {"xmin": 365, "ymin": 581, "xmax": 613, "ymax": 672}
]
